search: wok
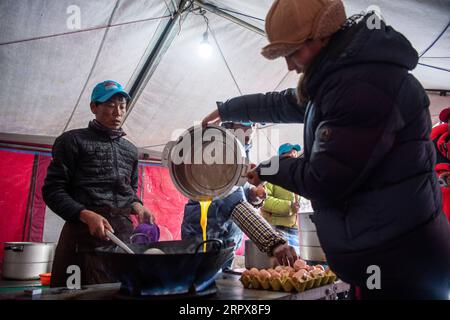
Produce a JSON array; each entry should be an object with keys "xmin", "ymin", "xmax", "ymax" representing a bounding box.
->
[{"xmin": 92, "ymin": 239, "xmax": 234, "ymax": 296}]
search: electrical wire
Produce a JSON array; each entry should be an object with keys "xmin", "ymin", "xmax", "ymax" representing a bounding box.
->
[
  {"xmin": 0, "ymin": 14, "xmax": 172, "ymax": 46},
  {"xmin": 212, "ymin": 6, "xmax": 264, "ymax": 22},
  {"xmin": 419, "ymin": 21, "xmax": 450, "ymax": 58},
  {"xmin": 162, "ymin": 0, "xmax": 174, "ymax": 18},
  {"xmin": 208, "ymin": 23, "xmax": 243, "ymax": 96},
  {"xmin": 418, "ymin": 62, "xmax": 450, "ymax": 73}
]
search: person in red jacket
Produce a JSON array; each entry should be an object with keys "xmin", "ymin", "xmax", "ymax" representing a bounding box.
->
[{"xmin": 431, "ymin": 107, "xmax": 450, "ymax": 222}]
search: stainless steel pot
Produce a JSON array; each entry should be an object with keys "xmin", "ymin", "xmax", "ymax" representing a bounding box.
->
[
  {"xmin": 298, "ymin": 212, "xmax": 326, "ymax": 262},
  {"xmin": 244, "ymin": 240, "xmax": 277, "ymax": 269},
  {"xmin": 2, "ymin": 242, "xmax": 56, "ymax": 280},
  {"xmin": 162, "ymin": 124, "xmax": 249, "ymax": 201}
]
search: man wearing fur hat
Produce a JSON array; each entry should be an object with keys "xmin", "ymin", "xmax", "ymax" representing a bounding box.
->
[{"xmin": 203, "ymin": 0, "xmax": 450, "ymax": 299}]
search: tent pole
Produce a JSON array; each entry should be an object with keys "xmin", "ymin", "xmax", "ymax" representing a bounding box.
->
[
  {"xmin": 123, "ymin": 0, "xmax": 190, "ymax": 124},
  {"xmin": 193, "ymin": 0, "xmax": 265, "ymax": 36}
]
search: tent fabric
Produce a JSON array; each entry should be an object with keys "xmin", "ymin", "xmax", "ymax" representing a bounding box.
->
[
  {"xmin": 123, "ymin": 11, "xmax": 294, "ymax": 148},
  {"xmin": 28, "ymin": 155, "xmax": 52, "ymax": 242},
  {"xmin": 140, "ymin": 164, "xmax": 188, "ymax": 241},
  {"xmin": 0, "ymin": 150, "xmax": 35, "ymax": 264},
  {"xmin": 0, "ymin": 0, "xmax": 448, "ymax": 153},
  {"xmin": 0, "ymin": 149, "xmax": 190, "ymax": 265},
  {"xmin": 0, "ymin": 0, "xmax": 169, "ymax": 137}
]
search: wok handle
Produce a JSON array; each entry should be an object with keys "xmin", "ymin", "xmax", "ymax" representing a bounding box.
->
[
  {"xmin": 4, "ymin": 245, "xmax": 24, "ymax": 252},
  {"xmin": 129, "ymin": 233, "xmax": 152, "ymax": 244},
  {"xmin": 194, "ymin": 239, "xmax": 223, "ymax": 254}
]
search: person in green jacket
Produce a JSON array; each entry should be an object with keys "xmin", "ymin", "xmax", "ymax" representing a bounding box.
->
[{"xmin": 261, "ymin": 143, "xmax": 301, "ymax": 254}]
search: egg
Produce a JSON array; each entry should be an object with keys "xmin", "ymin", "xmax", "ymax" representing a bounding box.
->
[
  {"xmin": 274, "ymin": 266, "xmax": 284, "ymax": 272},
  {"xmin": 271, "ymin": 272, "xmax": 281, "ymax": 280},
  {"xmin": 143, "ymin": 248, "xmax": 165, "ymax": 255},
  {"xmin": 305, "ymin": 265, "xmax": 315, "ymax": 272},
  {"xmin": 259, "ymin": 270, "xmax": 271, "ymax": 280},
  {"xmin": 249, "ymin": 268, "xmax": 260, "ymax": 277},
  {"xmin": 293, "ymin": 259, "xmax": 307, "ymax": 271},
  {"xmin": 314, "ymin": 264, "xmax": 325, "ymax": 271},
  {"xmin": 242, "ymin": 269, "xmax": 252, "ymax": 277},
  {"xmin": 285, "ymin": 266, "xmax": 295, "ymax": 273},
  {"xmin": 310, "ymin": 269, "xmax": 325, "ymax": 278},
  {"xmin": 293, "ymin": 269, "xmax": 308, "ymax": 279}
]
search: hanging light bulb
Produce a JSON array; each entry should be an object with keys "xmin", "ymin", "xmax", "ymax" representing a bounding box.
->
[{"xmin": 198, "ymin": 31, "xmax": 213, "ymax": 58}]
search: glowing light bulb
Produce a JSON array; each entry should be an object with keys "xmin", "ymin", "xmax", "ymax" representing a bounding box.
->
[{"xmin": 199, "ymin": 31, "xmax": 212, "ymax": 58}]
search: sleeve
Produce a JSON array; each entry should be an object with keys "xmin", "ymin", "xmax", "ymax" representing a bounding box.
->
[
  {"xmin": 262, "ymin": 184, "xmax": 293, "ymax": 216},
  {"xmin": 258, "ymin": 82, "xmax": 401, "ymax": 203},
  {"xmin": 217, "ymin": 89, "xmax": 307, "ymax": 124},
  {"xmin": 42, "ymin": 133, "xmax": 86, "ymax": 222},
  {"xmin": 130, "ymin": 159, "xmax": 143, "ymax": 205},
  {"xmin": 231, "ymin": 201, "xmax": 286, "ymax": 255}
]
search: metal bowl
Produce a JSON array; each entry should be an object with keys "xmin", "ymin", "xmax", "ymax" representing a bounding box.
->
[{"xmin": 162, "ymin": 125, "xmax": 249, "ymax": 201}]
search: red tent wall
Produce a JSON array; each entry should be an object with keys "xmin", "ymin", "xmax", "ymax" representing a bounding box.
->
[
  {"xmin": 0, "ymin": 150, "xmax": 244, "ymax": 269},
  {"xmin": 0, "ymin": 150, "xmax": 48, "ymax": 265},
  {"xmin": 139, "ymin": 165, "xmax": 188, "ymax": 240}
]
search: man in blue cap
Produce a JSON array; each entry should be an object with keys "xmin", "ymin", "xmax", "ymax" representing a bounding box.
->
[{"xmin": 43, "ymin": 80, "xmax": 154, "ymax": 287}]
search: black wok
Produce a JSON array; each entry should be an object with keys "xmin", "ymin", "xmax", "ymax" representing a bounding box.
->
[{"xmin": 91, "ymin": 239, "xmax": 234, "ymax": 296}]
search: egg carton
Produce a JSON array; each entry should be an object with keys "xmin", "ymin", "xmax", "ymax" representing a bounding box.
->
[{"xmin": 240, "ymin": 272, "xmax": 337, "ymax": 293}]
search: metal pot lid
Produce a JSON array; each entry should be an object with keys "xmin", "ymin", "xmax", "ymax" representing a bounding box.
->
[{"xmin": 167, "ymin": 125, "xmax": 247, "ymax": 200}]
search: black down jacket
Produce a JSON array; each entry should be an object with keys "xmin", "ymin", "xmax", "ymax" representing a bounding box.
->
[
  {"xmin": 42, "ymin": 122, "xmax": 141, "ymax": 222},
  {"xmin": 217, "ymin": 16, "xmax": 449, "ymax": 256}
]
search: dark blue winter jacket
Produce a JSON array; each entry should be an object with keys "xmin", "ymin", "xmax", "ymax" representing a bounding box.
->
[{"xmin": 217, "ymin": 16, "xmax": 446, "ymax": 256}]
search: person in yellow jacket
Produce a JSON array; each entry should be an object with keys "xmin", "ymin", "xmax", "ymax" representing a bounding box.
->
[{"xmin": 260, "ymin": 143, "xmax": 301, "ymax": 254}]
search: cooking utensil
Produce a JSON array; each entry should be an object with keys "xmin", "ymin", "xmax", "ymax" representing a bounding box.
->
[
  {"xmin": 244, "ymin": 240, "xmax": 277, "ymax": 269},
  {"xmin": 2, "ymin": 242, "xmax": 56, "ymax": 280},
  {"xmin": 92, "ymin": 239, "xmax": 234, "ymax": 296},
  {"xmin": 105, "ymin": 231, "xmax": 134, "ymax": 254},
  {"xmin": 162, "ymin": 124, "xmax": 250, "ymax": 201}
]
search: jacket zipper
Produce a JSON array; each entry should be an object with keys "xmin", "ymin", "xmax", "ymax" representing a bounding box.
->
[{"xmin": 110, "ymin": 139, "xmax": 119, "ymax": 208}]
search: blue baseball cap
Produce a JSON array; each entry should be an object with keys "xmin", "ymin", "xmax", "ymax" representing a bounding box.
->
[
  {"xmin": 91, "ymin": 80, "xmax": 131, "ymax": 103},
  {"xmin": 278, "ymin": 143, "xmax": 301, "ymax": 155}
]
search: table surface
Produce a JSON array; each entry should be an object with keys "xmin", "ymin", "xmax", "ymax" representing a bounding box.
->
[{"xmin": 0, "ymin": 273, "xmax": 350, "ymax": 300}]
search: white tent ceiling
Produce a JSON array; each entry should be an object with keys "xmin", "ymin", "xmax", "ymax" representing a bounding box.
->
[{"xmin": 0, "ymin": 0, "xmax": 449, "ymax": 158}]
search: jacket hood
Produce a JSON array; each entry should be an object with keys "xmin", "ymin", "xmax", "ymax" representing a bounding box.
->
[{"xmin": 307, "ymin": 13, "xmax": 419, "ymax": 97}]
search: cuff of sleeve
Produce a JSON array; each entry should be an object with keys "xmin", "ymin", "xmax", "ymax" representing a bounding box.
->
[
  {"xmin": 267, "ymin": 237, "xmax": 287, "ymax": 257},
  {"xmin": 217, "ymin": 101, "xmax": 229, "ymax": 122},
  {"xmin": 250, "ymin": 198, "xmax": 264, "ymax": 206},
  {"xmin": 71, "ymin": 205, "xmax": 86, "ymax": 222}
]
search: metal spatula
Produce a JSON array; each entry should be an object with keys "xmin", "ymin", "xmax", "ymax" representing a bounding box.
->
[{"xmin": 106, "ymin": 230, "xmax": 135, "ymax": 254}]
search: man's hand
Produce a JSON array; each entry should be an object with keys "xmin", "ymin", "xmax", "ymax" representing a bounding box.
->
[
  {"xmin": 272, "ymin": 243, "xmax": 298, "ymax": 266},
  {"xmin": 79, "ymin": 209, "xmax": 114, "ymax": 240},
  {"xmin": 291, "ymin": 201, "xmax": 300, "ymax": 213},
  {"xmin": 202, "ymin": 109, "xmax": 221, "ymax": 127},
  {"xmin": 131, "ymin": 202, "xmax": 155, "ymax": 224},
  {"xmin": 247, "ymin": 167, "xmax": 263, "ymax": 186},
  {"xmin": 249, "ymin": 185, "xmax": 266, "ymax": 200}
]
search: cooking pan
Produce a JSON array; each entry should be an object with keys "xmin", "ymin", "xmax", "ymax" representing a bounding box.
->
[{"xmin": 91, "ymin": 239, "xmax": 234, "ymax": 296}]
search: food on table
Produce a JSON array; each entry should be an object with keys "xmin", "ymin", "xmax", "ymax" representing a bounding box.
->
[
  {"xmin": 239, "ymin": 259, "xmax": 338, "ymax": 292},
  {"xmin": 293, "ymin": 259, "xmax": 307, "ymax": 271}
]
